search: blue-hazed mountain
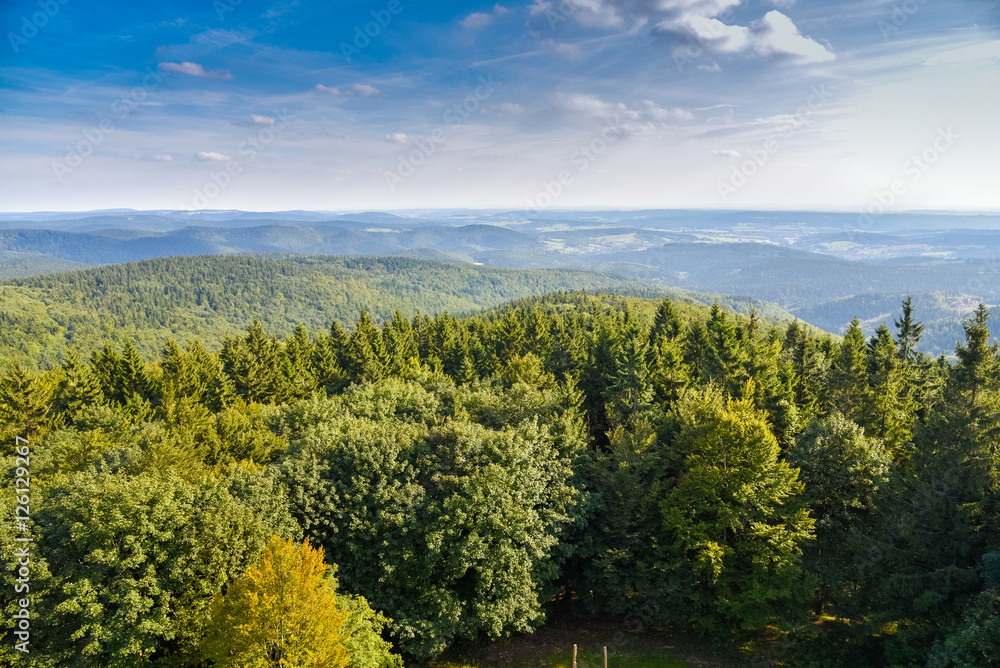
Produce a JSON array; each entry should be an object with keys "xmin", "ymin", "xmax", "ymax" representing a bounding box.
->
[{"xmin": 2, "ymin": 208, "xmax": 997, "ymax": 354}]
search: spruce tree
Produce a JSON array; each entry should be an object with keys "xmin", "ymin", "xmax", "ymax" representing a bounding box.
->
[
  {"xmin": 344, "ymin": 310, "xmax": 387, "ymax": 383},
  {"xmin": 894, "ymin": 296, "xmax": 925, "ymax": 363},
  {"xmin": 826, "ymin": 319, "xmax": 870, "ymax": 424}
]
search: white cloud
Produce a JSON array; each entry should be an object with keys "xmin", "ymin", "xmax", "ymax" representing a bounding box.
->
[
  {"xmin": 196, "ymin": 151, "xmax": 231, "ymax": 161},
  {"xmin": 749, "ymin": 11, "xmax": 835, "ymax": 63},
  {"xmin": 384, "ymin": 133, "xmax": 410, "ymax": 143},
  {"xmin": 712, "ymin": 149, "xmax": 741, "ymax": 158},
  {"xmin": 698, "ymin": 62, "xmax": 722, "ymax": 71},
  {"xmin": 924, "ymin": 40, "xmax": 1000, "ymax": 65},
  {"xmin": 462, "ymin": 12, "xmax": 494, "ymax": 28},
  {"xmin": 352, "ymin": 83, "xmax": 383, "ymax": 96},
  {"xmin": 554, "ymin": 92, "xmax": 693, "ymax": 134},
  {"xmin": 547, "ymin": 1, "xmax": 834, "ymax": 64},
  {"xmin": 315, "ymin": 83, "xmax": 383, "ymax": 96},
  {"xmin": 462, "ymin": 4, "xmax": 509, "ymax": 28},
  {"xmin": 251, "ymin": 114, "xmax": 275, "ymax": 124},
  {"xmin": 159, "ymin": 61, "xmax": 233, "ymax": 80},
  {"xmin": 130, "ymin": 153, "xmax": 174, "ymax": 162}
]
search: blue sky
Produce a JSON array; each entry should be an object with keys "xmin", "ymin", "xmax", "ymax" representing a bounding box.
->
[{"xmin": 1, "ymin": 0, "xmax": 998, "ymax": 212}]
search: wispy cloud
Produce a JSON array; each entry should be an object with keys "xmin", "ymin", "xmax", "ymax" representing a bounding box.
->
[
  {"xmin": 315, "ymin": 83, "xmax": 383, "ymax": 96},
  {"xmin": 159, "ymin": 61, "xmax": 233, "ymax": 80},
  {"xmin": 924, "ymin": 39, "xmax": 1000, "ymax": 65},
  {"xmin": 462, "ymin": 12, "xmax": 495, "ymax": 28},
  {"xmin": 196, "ymin": 151, "xmax": 232, "ymax": 161}
]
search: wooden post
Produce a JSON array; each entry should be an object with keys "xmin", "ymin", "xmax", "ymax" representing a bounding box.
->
[
  {"xmin": 604, "ymin": 646, "xmax": 608, "ymax": 668},
  {"xmin": 573, "ymin": 644, "xmax": 577, "ymax": 668}
]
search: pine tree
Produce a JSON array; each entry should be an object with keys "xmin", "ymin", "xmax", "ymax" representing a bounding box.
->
[
  {"xmin": 0, "ymin": 362, "xmax": 56, "ymax": 443},
  {"xmin": 120, "ymin": 340, "xmax": 153, "ymax": 404},
  {"xmin": 344, "ymin": 310, "xmax": 388, "ymax": 383},
  {"xmin": 524, "ymin": 307, "xmax": 553, "ymax": 361},
  {"xmin": 311, "ymin": 334, "xmax": 347, "ymax": 393},
  {"xmin": 384, "ymin": 310, "xmax": 418, "ymax": 375},
  {"xmin": 606, "ymin": 320, "xmax": 653, "ymax": 430},
  {"xmin": 328, "ymin": 320, "xmax": 351, "ymax": 370},
  {"xmin": 90, "ymin": 343, "xmax": 123, "ymax": 403},
  {"xmin": 826, "ymin": 319, "xmax": 870, "ymax": 424},
  {"xmin": 493, "ymin": 309, "xmax": 525, "ymax": 365},
  {"xmin": 866, "ymin": 324, "xmax": 913, "ymax": 450},
  {"xmin": 52, "ymin": 349, "xmax": 105, "ymax": 420},
  {"xmin": 285, "ymin": 323, "xmax": 317, "ymax": 397},
  {"xmin": 701, "ymin": 302, "xmax": 746, "ymax": 392},
  {"xmin": 787, "ymin": 322, "xmax": 822, "ymax": 416},
  {"xmin": 861, "ymin": 305, "xmax": 1000, "ymax": 664},
  {"xmin": 650, "ymin": 296, "xmax": 683, "ymax": 345},
  {"xmin": 894, "ymin": 296, "xmax": 925, "ymax": 363}
]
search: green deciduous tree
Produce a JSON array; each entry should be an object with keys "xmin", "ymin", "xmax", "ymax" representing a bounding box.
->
[{"xmin": 658, "ymin": 384, "xmax": 815, "ymax": 636}]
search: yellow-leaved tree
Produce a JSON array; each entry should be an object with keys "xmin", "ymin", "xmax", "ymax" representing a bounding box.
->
[{"xmin": 201, "ymin": 536, "xmax": 352, "ymax": 668}]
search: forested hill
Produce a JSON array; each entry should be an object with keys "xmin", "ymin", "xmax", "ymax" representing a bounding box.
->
[
  {"xmin": 0, "ymin": 255, "xmax": 634, "ymax": 367},
  {"xmin": 0, "ymin": 254, "xmax": 807, "ymax": 371}
]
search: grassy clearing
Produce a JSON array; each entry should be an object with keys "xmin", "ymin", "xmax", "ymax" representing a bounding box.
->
[
  {"xmin": 432, "ymin": 620, "xmax": 746, "ymax": 668},
  {"xmin": 436, "ymin": 649, "xmax": 694, "ymax": 668}
]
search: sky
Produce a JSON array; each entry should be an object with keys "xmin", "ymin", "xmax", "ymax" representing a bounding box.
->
[{"xmin": 0, "ymin": 0, "xmax": 998, "ymax": 213}]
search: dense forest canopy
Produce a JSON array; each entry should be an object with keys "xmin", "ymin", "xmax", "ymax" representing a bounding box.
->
[
  {"xmin": 1, "ymin": 287, "xmax": 998, "ymax": 667},
  {"xmin": 0, "ymin": 254, "xmax": 798, "ymax": 370}
]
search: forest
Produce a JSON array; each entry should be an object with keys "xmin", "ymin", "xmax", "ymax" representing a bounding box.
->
[
  {"xmin": 0, "ymin": 254, "xmax": 792, "ymax": 370},
  {"xmin": 1, "ymin": 289, "xmax": 998, "ymax": 667}
]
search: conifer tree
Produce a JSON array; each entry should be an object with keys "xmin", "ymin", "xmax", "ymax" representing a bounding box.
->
[
  {"xmin": 52, "ymin": 349, "xmax": 105, "ymax": 421},
  {"xmin": 701, "ymin": 302, "xmax": 746, "ymax": 392},
  {"xmin": 0, "ymin": 362, "xmax": 56, "ymax": 443},
  {"xmin": 606, "ymin": 320, "xmax": 653, "ymax": 430},
  {"xmin": 826, "ymin": 319, "xmax": 870, "ymax": 424},
  {"xmin": 894, "ymin": 296, "xmax": 925, "ymax": 363},
  {"xmin": 524, "ymin": 307, "xmax": 554, "ymax": 360},
  {"xmin": 328, "ymin": 320, "xmax": 351, "ymax": 369},
  {"xmin": 492, "ymin": 309, "xmax": 525, "ymax": 365},
  {"xmin": 344, "ymin": 310, "xmax": 388, "ymax": 383},
  {"xmin": 866, "ymin": 324, "xmax": 913, "ymax": 450},
  {"xmin": 384, "ymin": 310, "xmax": 418, "ymax": 375}
]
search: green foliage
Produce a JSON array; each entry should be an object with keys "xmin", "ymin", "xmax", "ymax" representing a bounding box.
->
[
  {"xmin": 1, "ymin": 280, "xmax": 997, "ymax": 666},
  {"xmin": 787, "ymin": 414, "xmax": 891, "ymax": 607},
  {"xmin": 275, "ymin": 377, "xmax": 585, "ymax": 658},
  {"xmin": 657, "ymin": 384, "xmax": 815, "ymax": 636},
  {"xmin": 0, "ymin": 471, "xmax": 299, "ymax": 666}
]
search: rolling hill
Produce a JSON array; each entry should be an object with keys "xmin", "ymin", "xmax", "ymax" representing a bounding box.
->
[{"xmin": 0, "ymin": 254, "xmax": 810, "ymax": 370}]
